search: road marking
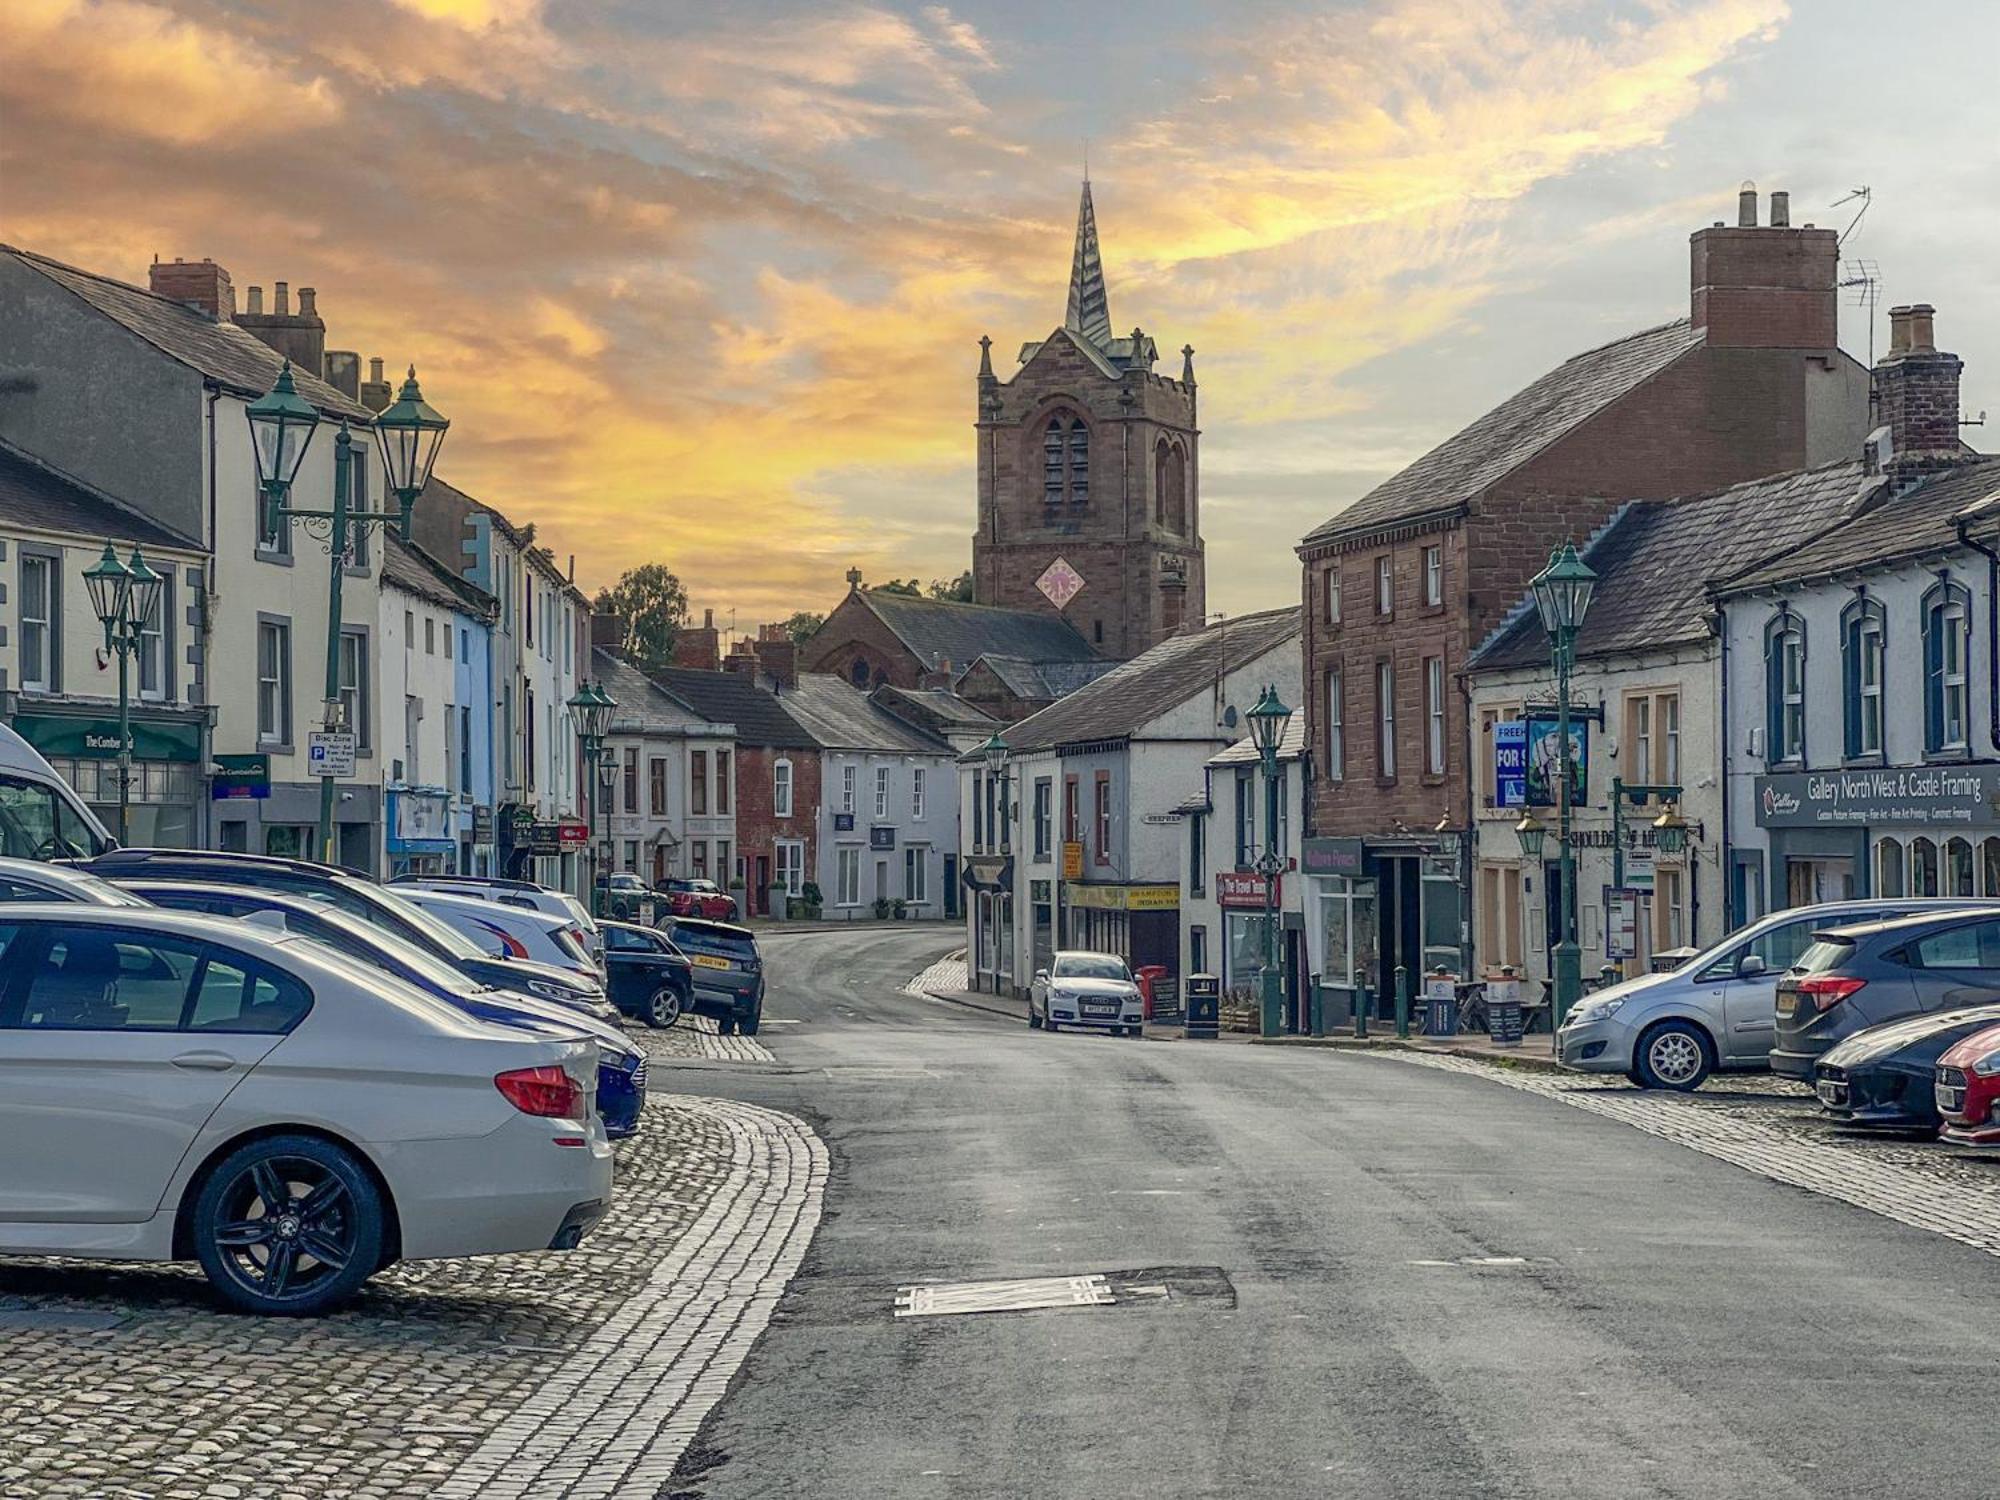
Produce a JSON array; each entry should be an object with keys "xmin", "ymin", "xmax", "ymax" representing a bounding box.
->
[{"xmin": 895, "ymin": 1275, "xmax": 1115, "ymax": 1317}]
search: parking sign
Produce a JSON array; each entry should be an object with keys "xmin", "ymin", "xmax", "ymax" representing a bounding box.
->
[{"xmin": 307, "ymin": 731, "xmax": 358, "ymax": 778}]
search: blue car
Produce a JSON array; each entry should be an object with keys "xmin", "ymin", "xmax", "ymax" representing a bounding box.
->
[{"xmin": 120, "ymin": 881, "xmax": 647, "ymax": 1138}]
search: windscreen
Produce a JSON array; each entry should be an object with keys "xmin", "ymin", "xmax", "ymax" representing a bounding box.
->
[{"xmin": 1054, "ymin": 954, "xmax": 1131, "ymax": 981}]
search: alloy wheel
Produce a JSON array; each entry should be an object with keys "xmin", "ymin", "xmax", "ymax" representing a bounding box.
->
[
  {"xmin": 207, "ymin": 1154, "xmax": 362, "ymax": 1309},
  {"xmin": 646, "ymin": 986, "xmax": 684, "ymax": 1028},
  {"xmin": 1647, "ymin": 1030, "xmax": 1705, "ymax": 1088}
]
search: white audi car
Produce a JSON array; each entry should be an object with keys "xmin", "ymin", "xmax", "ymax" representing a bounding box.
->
[
  {"xmin": 1029, "ymin": 950, "xmax": 1145, "ymax": 1036},
  {"xmin": 0, "ymin": 907, "xmax": 614, "ymax": 1316}
]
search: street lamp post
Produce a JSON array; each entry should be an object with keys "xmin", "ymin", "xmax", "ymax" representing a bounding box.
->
[
  {"xmin": 569, "ymin": 681, "xmax": 617, "ymax": 917},
  {"xmin": 1527, "ymin": 543, "xmax": 1598, "ymax": 1030},
  {"xmin": 248, "ymin": 363, "xmax": 449, "ymax": 866},
  {"xmin": 980, "ymin": 732, "xmax": 1010, "ymax": 993},
  {"xmin": 1246, "ymin": 684, "xmax": 1293, "ymax": 1039},
  {"xmin": 82, "ymin": 544, "xmax": 165, "ymax": 844}
]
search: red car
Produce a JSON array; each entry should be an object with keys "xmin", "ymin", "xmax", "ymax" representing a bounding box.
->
[
  {"xmin": 1935, "ymin": 1022, "xmax": 2000, "ymax": 1146},
  {"xmin": 662, "ymin": 877, "xmax": 738, "ymax": 922}
]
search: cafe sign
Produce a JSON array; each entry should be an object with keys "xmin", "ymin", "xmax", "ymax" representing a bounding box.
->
[{"xmin": 1754, "ymin": 767, "xmax": 2000, "ymax": 829}]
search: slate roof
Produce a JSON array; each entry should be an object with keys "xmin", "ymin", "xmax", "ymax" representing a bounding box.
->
[
  {"xmin": 382, "ymin": 532, "xmax": 495, "ymax": 618},
  {"xmin": 1717, "ymin": 458, "xmax": 2000, "ymax": 594},
  {"xmin": 592, "ymin": 650, "xmax": 730, "ymax": 737},
  {"xmin": 4, "ymin": 246, "xmax": 373, "ymax": 420},
  {"xmin": 779, "ymin": 675, "xmax": 950, "ymax": 756},
  {"xmin": 0, "ymin": 439, "xmax": 198, "ymax": 550},
  {"xmin": 858, "ymin": 590, "xmax": 1097, "ymax": 674},
  {"xmin": 999, "ymin": 607, "xmax": 1303, "ymax": 755},
  {"xmin": 874, "ymin": 685, "xmax": 997, "ymax": 731},
  {"xmin": 963, "ymin": 654, "xmax": 1121, "ymax": 700},
  {"xmin": 1471, "ymin": 460, "xmax": 1874, "ymax": 671},
  {"xmin": 1303, "ymin": 319, "xmax": 1704, "ymax": 548},
  {"xmin": 651, "ymin": 667, "xmax": 817, "ymax": 748}
]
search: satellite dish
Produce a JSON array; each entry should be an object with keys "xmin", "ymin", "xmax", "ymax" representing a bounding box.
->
[{"xmin": 1222, "ymin": 706, "xmax": 1239, "ymax": 729}]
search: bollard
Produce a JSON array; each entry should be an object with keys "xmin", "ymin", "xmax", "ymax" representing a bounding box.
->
[
  {"xmin": 1353, "ymin": 984, "xmax": 1369, "ymax": 1039},
  {"xmin": 1395, "ymin": 964, "xmax": 1411, "ymax": 1040}
]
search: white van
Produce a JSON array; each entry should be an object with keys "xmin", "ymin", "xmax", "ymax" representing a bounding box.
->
[{"xmin": 0, "ymin": 723, "xmax": 114, "ymax": 859}]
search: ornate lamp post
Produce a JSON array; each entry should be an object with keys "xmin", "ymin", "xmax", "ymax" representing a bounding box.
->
[
  {"xmin": 249, "ymin": 362, "xmax": 449, "ymax": 865},
  {"xmin": 82, "ymin": 544, "xmax": 165, "ymax": 844},
  {"xmin": 1527, "ymin": 543, "xmax": 1597, "ymax": 1028},
  {"xmin": 1246, "ymin": 684, "xmax": 1293, "ymax": 1038},
  {"xmin": 569, "ymin": 680, "xmax": 617, "ymax": 916},
  {"xmin": 980, "ymin": 731, "xmax": 1010, "ymax": 851}
]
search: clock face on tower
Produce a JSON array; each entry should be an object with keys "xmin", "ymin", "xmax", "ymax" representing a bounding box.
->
[{"xmin": 1036, "ymin": 557, "xmax": 1086, "ymax": 610}]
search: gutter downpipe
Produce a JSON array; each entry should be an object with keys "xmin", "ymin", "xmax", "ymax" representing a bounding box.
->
[
  {"xmin": 203, "ymin": 381, "xmax": 220, "ymax": 852},
  {"xmin": 1954, "ymin": 517, "xmax": 2000, "ymax": 759},
  {"xmin": 1709, "ymin": 599, "xmax": 1732, "ymax": 928}
]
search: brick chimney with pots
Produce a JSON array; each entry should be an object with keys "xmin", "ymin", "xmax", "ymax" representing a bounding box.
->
[
  {"xmin": 1876, "ymin": 303, "xmax": 1964, "ymax": 475},
  {"xmin": 149, "ymin": 257, "xmax": 234, "ymax": 321},
  {"xmin": 591, "ymin": 612, "xmax": 627, "ymax": 651},
  {"xmin": 237, "ymin": 280, "xmax": 327, "ymax": 373},
  {"xmin": 724, "ymin": 638, "xmax": 761, "ymax": 678},
  {"xmin": 753, "ymin": 622, "xmax": 797, "ymax": 689},
  {"xmin": 671, "ymin": 608, "xmax": 722, "ymax": 671},
  {"xmin": 359, "ymin": 356, "xmax": 394, "ymax": 413},
  {"xmin": 1689, "ymin": 183, "xmax": 1838, "ymax": 350}
]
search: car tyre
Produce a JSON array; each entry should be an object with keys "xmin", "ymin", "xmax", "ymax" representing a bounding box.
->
[
  {"xmin": 1028, "ymin": 1006, "xmax": 1043, "ymax": 1029},
  {"xmin": 191, "ymin": 1134, "xmax": 384, "ymax": 1317},
  {"xmin": 718, "ymin": 1015, "xmax": 738, "ymax": 1035},
  {"xmin": 740, "ymin": 1009, "xmax": 761, "ymax": 1037},
  {"xmin": 1633, "ymin": 1021, "xmax": 1713, "ymax": 1092},
  {"xmin": 643, "ymin": 985, "xmax": 684, "ymax": 1029},
  {"xmin": 1046, "ymin": 1015, "xmax": 1061, "ymax": 1035}
]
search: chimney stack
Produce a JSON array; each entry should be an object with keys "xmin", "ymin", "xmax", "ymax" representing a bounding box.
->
[
  {"xmin": 246, "ymin": 286, "xmax": 264, "ymax": 315},
  {"xmin": 148, "ymin": 257, "xmax": 234, "ymax": 321},
  {"xmin": 237, "ymin": 276, "xmax": 328, "ymax": 376},
  {"xmin": 753, "ymin": 623, "xmax": 798, "ymax": 689},
  {"xmin": 591, "ymin": 612, "xmax": 627, "ymax": 651},
  {"xmin": 359, "ymin": 356, "xmax": 393, "ymax": 412},
  {"xmin": 1690, "ymin": 182, "xmax": 1837, "ymax": 349},
  {"xmin": 1876, "ymin": 303, "xmax": 1963, "ymax": 475},
  {"xmin": 671, "ymin": 608, "xmax": 722, "ymax": 671},
  {"xmin": 274, "ymin": 282, "xmax": 290, "ymax": 315}
]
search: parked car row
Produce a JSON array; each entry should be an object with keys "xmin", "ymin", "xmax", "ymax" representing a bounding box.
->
[{"xmin": 596, "ymin": 871, "xmax": 740, "ymax": 924}]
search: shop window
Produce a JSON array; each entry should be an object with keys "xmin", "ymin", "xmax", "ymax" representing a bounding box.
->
[
  {"xmin": 1948, "ymin": 837, "xmax": 1976, "ymax": 898},
  {"xmin": 1877, "ymin": 839, "xmax": 1906, "ymax": 898},
  {"xmin": 1984, "ymin": 838, "xmax": 2000, "ymax": 897},
  {"xmin": 1911, "ymin": 837, "xmax": 1940, "ymax": 897}
]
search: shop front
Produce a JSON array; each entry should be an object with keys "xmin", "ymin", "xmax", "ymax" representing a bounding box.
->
[
  {"xmin": 1304, "ymin": 833, "xmax": 1459, "ymax": 1022},
  {"xmin": 1304, "ymin": 837, "xmax": 1378, "ymax": 1024},
  {"xmin": 1213, "ymin": 871, "xmax": 1306, "ymax": 1029},
  {"xmin": 1062, "ymin": 882, "xmax": 1179, "ymax": 976},
  {"xmin": 1756, "ymin": 766, "xmax": 2000, "ymax": 905},
  {"xmin": 388, "ymin": 786, "xmax": 456, "ymax": 877},
  {"xmin": 14, "ymin": 707, "xmax": 205, "ymax": 848}
]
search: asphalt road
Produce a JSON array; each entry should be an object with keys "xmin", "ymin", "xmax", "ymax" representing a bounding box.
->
[{"xmin": 667, "ymin": 927, "xmax": 2000, "ymax": 1500}]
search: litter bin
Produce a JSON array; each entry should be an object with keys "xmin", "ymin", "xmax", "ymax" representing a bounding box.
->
[
  {"xmin": 1185, "ymin": 973, "xmax": 1220, "ymax": 1040},
  {"xmin": 1134, "ymin": 964, "xmax": 1168, "ymax": 1021},
  {"xmin": 1421, "ymin": 971, "xmax": 1459, "ymax": 1037},
  {"xmin": 1485, "ymin": 968, "xmax": 1523, "ymax": 1047}
]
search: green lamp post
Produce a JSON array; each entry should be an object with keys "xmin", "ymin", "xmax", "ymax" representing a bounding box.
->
[
  {"xmin": 569, "ymin": 680, "xmax": 617, "ymax": 915},
  {"xmin": 1528, "ymin": 542, "xmax": 1597, "ymax": 1029},
  {"xmin": 250, "ymin": 362, "xmax": 449, "ymax": 866},
  {"xmin": 1245, "ymin": 683, "xmax": 1293, "ymax": 1038},
  {"xmin": 82, "ymin": 544, "xmax": 165, "ymax": 844}
]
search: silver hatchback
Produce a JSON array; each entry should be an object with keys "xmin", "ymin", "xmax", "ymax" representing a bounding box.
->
[{"xmin": 1556, "ymin": 899, "xmax": 2000, "ymax": 1090}]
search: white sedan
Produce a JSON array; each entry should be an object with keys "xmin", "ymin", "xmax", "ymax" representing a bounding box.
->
[
  {"xmin": 1029, "ymin": 951, "xmax": 1145, "ymax": 1036},
  {"xmin": 0, "ymin": 907, "xmax": 614, "ymax": 1316}
]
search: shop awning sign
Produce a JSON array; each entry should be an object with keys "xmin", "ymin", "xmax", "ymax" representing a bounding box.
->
[{"xmin": 1754, "ymin": 767, "xmax": 2000, "ymax": 828}]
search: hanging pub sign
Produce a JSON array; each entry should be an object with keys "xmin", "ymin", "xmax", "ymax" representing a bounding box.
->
[{"xmin": 1524, "ymin": 718, "xmax": 1588, "ymax": 808}]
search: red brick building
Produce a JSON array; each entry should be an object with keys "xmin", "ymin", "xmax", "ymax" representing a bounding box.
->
[{"xmin": 1296, "ymin": 184, "xmax": 1872, "ymax": 1006}]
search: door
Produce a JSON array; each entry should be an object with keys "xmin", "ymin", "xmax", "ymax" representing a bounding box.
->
[
  {"xmin": 1903, "ymin": 919, "xmax": 2000, "ymax": 1018},
  {"xmin": 1714, "ymin": 912, "xmax": 1843, "ymax": 1065},
  {"xmin": 0, "ymin": 924, "xmax": 292, "ymax": 1223}
]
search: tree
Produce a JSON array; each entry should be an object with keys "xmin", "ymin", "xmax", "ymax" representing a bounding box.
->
[
  {"xmin": 928, "ymin": 570, "xmax": 973, "ymax": 602},
  {"xmin": 877, "ymin": 578, "xmax": 922, "ymax": 596},
  {"xmin": 594, "ymin": 564, "xmax": 688, "ymax": 677},
  {"xmin": 780, "ymin": 610, "xmax": 824, "ymax": 646}
]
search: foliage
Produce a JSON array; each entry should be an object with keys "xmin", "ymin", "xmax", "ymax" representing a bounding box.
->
[
  {"xmin": 780, "ymin": 610, "xmax": 825, "ymax": 646},
  {"xmin": 928, "ymin": 571, "xmax": 973, "ymax": 602},
  {"xmin": 876, "ymin": 578, "xmax": 922, "ymax": 596},
  {"xmin": 593, "ymin": 564, "xmax": 688, "ymax": 677}
]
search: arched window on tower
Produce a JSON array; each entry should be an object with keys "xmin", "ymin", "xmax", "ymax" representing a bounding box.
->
[
  {"xmin": 1042, "ymin": 413, "xmax": 1089, "ymax": 507},
  {"xmin": 1155, "ymin": 439, "xmax": 1187, "ymax": 534}
]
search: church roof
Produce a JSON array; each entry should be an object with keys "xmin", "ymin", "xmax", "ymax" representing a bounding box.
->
[
  {"xmin": 1066, "ymin": 179, "xmax": 1113, "ymax": 350},
  {"xmin": 1302, "ymin": 318, "xmax": 1704, "ymax": 549},
  {"xmin": 960, "ymin": 654, "xmax": 1120, "ymax": 701},
  {"xmin": 856, "ymin": 590, "xmax": 1098, "ymax": 675}
]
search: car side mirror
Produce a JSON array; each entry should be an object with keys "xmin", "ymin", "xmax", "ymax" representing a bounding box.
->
[
  {"xmin": 1034, "ymin": 969, "xmax": 1049, "ymax": 983},
  {"xmin": 1737, "ymin": 953, "xmax": 1768, "ymax": 978}
]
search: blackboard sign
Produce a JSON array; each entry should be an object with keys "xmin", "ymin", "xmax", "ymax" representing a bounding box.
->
[
  {"xmin": 1151, "ymin": 975, "xmax": 1182, "ymax": 1022},
  {"xmin": 1488, "ymin": 998, "xmax": 1524, "ymax": 1047}
]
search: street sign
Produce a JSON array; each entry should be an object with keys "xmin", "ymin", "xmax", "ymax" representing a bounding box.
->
[
  {"xmin": 306, "ymin": 731, "xmax": 357, "ymax": 778},
  {"xmin": 1605, "ymin": 887, "xmax": 1642, "ymax": 959}
]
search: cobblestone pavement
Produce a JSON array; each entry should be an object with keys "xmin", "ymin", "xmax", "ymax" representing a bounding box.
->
[
  {"xmin": 0, "ymin": 1092, "xmax": 820, "ymax": 1500},
  {"xmin": 1385, "ymin": 1051, "xmax": 2000, "ymax": 1257},
  {"xmin": 628, "ymin": 1013, "xmax": 776, "ymax": 1065},
  {"xmin": 903, "ymin": 951, "xmax": 967, "ymax": 997}
]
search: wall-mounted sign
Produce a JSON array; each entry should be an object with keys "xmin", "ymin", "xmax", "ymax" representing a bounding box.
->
[
  {"xmin": 833, "ymin": 812, "xmax": 856, "ymax": 832},
  {"xmin": 869, "ymin": 826, "xmax": 896, "ymax": 850},
  {"xmin": 1524, "ymin": 718, "xmax": 1588, "ymax": 808},
  {"xmin": 1301, "ymin": 837, "xmax": 1364, "ymax": 876},
  {"xmin": 470, "ymin": 805, "xmax": 496, "ymax": 844},
  {"xmin": 1065, "ymin": 883, "xmax": 1179, "ymax": 911},
  {"xmin": 389, "ymin": 789, "xmax": 453, "ymax": 852},
  {"xmin": 1061, "ymin": 841, "xmax": 1085, "ymax": 879},
  {"xmin": 1494, "ymin": 720, "xmax": 1527, "ymax": 808},
  {"xmin": 16, "ymin": 713, "xmax": 200, "ymax": 764},
  {"xmin": 1755, "ymin": 767, "xmax": 2000, "ymax": 829},
  {"xmin": 1214, "ymin": 870, "xmax": 1277, "ymax": 908},
  {"xmin": 211, "ymin": 753, "xmax": 269, "ymax": 801}
]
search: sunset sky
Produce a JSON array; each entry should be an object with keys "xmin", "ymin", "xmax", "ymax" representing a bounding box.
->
[{"xmin": 4, "ymin": 0, "xmax": 1994, "ymax": 632}]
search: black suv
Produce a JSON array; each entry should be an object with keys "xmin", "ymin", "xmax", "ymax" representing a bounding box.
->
[
  {"xmin": 1774, "ymin": 907, "xmax": 2000, "ymax": 1080},
  {"xmin": 77, "ymin": 848, "xmax": 612, "ymax": 1017},
  {"xmin": 662, "ymin": 917, "xmax": 764, "ymax": 1034},
  {"xmin": 601, "ymin": 919, "xmax": 695, "ymax": 1027}
]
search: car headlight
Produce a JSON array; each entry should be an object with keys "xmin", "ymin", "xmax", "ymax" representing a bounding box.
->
[
  {"xmin": 524, "ymin": 979, "xmax": 582, "ymax": 1003},
  {"xmin": 1572, "ymin": 997, "xmax": 1626, "ymax": 1023},
  {"xmin": 1971, "ymin": 1049, "xmax": 2000, "ymax": 1078}
]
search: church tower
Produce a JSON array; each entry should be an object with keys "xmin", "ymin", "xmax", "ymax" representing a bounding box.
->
[{"xmin": 972, "ymin": 181, "xmax": 1206, "ymax": 659}]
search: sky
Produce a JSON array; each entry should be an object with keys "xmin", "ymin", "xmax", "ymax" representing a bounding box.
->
[{"xmin": 5, "ymin": 0, "xmax": 1998, "ymax": 633}]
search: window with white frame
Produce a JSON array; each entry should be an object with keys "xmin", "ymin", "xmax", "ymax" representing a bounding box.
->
[
  {"xmin": 1765, "ymin": 610, "xmax": 1806, "ymax": 765},
  {"xmin": 1628, "ymin": 696, "xmax": 1652, "ymax": 783},
  {"xmin": 1925, "ymin": 581, "xmax": 1971, "ymax": 755},
  {"xmin": 1324, "ymin": 667, "xmax": 1344, "ymax": 781},
  {"xmin": 1377, "ymin": 661, "xmax": 1396, "ymax": 778},
  {"xmin": 1375, "ymin": 555, "xmax": 1393, "ymax": 615},
  {"xmin": 776, "ymin": 839, "xmax": 804, "ymax": 895},
  {"xmin": 875, "ymin": 765, "xmax": 890, "ymax": 820},
  {"xmin": 1846, "ymin": 599, "xmax": 1885, "ymax": 759},
  {"xmin": 904, "ymin": 846, "xmax": 928, "ymax": 904},
  {"xmin": 773, "ymin": 757, "xmax": 794, "ymax": 818},
  {"xmin": 912, "ymin": 767, "xmax": 926, "ymax": 820},
  {"xmin": 1324, "ymin": 567, "xmax": 1341, "ymax": 626},
  {"xmin": 1033, "ymin": 777, "xmax": 1052, "ymax": 860},
  {"xmin": 836, "ymin": 845, "xmax": 861, "ymax": 906},
  {"xmin": 338, "ymin": 630, "xmax": 369, "ymax": 749},
  {"xmin": 18, "ymin": 551, "xmax": 56, "ymax": 694},
  {"xmin": 257, "ymin": 619, "xmax": 291, "ymax": 746},
  {"xmin": 1423, "ymin": 544, "xmax": 1442, "ymax": 606},
  {"xmin": 1661, "ymin": 692, "xmax": 1680, "ymax": 784},
  {"xmin": 1424, "ymin": 656, "xmax": 1444, "ymax": 775},
  {"xmin": 138, "ymin": 569, "xmax": 171, "ymax": 702},
  {"xmin": 840, "ymin": 764, "xmax": 855, "ymax": 813}
]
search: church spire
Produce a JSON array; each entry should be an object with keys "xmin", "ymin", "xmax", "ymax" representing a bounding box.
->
[{"xmin": 1064, "ymin": 179, "xmax": 1113, "ymax": 350}]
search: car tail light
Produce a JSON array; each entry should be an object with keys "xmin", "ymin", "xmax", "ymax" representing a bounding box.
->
[
  {"xmin": 495, "ymin": 1064, "xmax": 584, "ymax": 1118},
  {"xmin": 1796, "ymin": 976, "xmax": 1866, "ymax": 1011}
]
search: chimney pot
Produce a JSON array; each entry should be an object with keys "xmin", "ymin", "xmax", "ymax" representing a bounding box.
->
[
  {"xmin": 1887, "ymin": 305, "xmax": 1914, "ymax": 356},
  {"xmin": 274, "ymin": 281, "xmax": 290, "ymax": 316},
  {"xmin": 1737, "ymin": 180, "xmax": 1758, "ymax": 227},
  {"xmin": 247, "ymin": 286, "xmax": 264, "ymax": 315},
  {"xmin": 1907, "ymin": 303, "xmax": 1937, "ymax": 353},
  {"xmin": 297, "ymin": 286, "xmax": 318, "ymax": 319},
  {"xmin": 1769, "ymin": 190, "xmax": 1790, "ymax": 227},
  {"xmin": 369, "ymin": 356, "xmax": 385, "ymax": 382},
  {"xmin": 704, "ymin": 608, "xmax": 714, "ymax": 628}
]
